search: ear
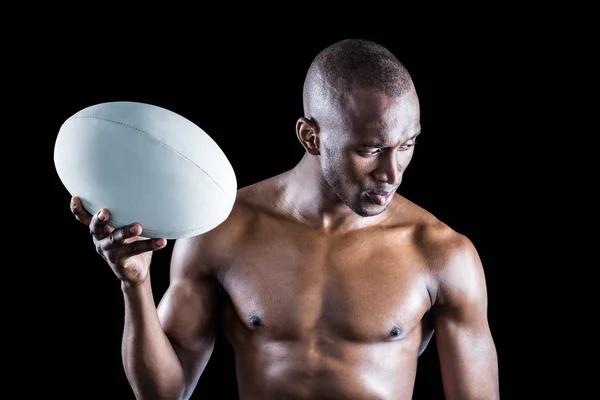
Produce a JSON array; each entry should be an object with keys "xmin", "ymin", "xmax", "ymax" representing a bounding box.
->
[{"xmin": 296, "ymin": 117, "xmax": 320, "ymax": 155}]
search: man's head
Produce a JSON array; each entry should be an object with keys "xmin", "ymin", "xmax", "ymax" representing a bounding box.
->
[{"xmin": 297, "ymin": 38, "xmax": 421, "ymax": 217}]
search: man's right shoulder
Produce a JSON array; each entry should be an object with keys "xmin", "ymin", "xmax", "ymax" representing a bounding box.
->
[
  {"xmin": 199, "ymin": 174, "xmax": 285, "ymax": 240},
  {"xmin": 233, "ymin": 173, "xmax": 290, "ymax": 216},
  {"xmin": 171, "ymin": 177, "xmax": 283, "ymax": 277}
]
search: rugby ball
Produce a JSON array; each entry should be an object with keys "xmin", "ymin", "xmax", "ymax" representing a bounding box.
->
[{"xmin": 54, "ymin": 101, "xmax": 237, "ymax": 239}]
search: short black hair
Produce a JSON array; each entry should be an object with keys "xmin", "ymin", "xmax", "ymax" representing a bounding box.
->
[{"xmin": 303, "ymin": 38, "xmax": 413, "ymax": 116}]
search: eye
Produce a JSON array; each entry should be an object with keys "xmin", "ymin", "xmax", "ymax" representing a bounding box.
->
[
  {"xmin": 398, "ymin": 141, "xmax": 416, "ymax": 151},
  {"xmin": 358, "ymin": 149, "xmax": 381, "ymax": 157}
]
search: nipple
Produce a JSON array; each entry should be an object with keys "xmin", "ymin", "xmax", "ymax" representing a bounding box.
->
[
  {"xmin": 249, "ymin": 315, "xmax": 262, "ymax": 327},
  {"xmin": 390, "ymin": 326, "xmax": 402, "ymax": 337}
]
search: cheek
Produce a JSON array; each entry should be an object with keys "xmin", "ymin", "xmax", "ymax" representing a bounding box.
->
[
  {"xmin": 396, "ymin": 154, "xmax": 412, "ymax": 168},
  {"xmin": 399, "ymin": 150, "xmax": 415, "ymax": 168},
  {"xmin": 323, "ymin": 152, "xmax": 363, "ymax": 182},
  {"xmin": 347, "ymin": 155, "xmax": 377, "ymax": 179}
]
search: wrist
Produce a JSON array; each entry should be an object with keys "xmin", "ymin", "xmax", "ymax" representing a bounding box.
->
[{"xmin": 120, "ymin": 278, "xmax": 151, "ymax": 293}]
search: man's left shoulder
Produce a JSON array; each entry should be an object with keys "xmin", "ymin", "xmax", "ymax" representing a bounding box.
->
[
  {"xmin": 421, "ymin": 220, "xmax": 476, "ymax": 262},
  {"xmin": 402, "ymin": 208, "xmax": 486, "ymax": 307},
  {"xmin": 397, "ymin": 197, "xmax": 480, "ymax": 273}
]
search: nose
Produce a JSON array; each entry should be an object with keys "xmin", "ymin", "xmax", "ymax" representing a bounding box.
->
[{"xmin": 373, "ymin": 153, "xmax": 401, "ymax": 185}]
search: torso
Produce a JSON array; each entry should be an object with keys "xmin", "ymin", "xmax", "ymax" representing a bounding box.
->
[{"xmin": 201, "ymin": 174, "xmax": 451, "ymax": 400}]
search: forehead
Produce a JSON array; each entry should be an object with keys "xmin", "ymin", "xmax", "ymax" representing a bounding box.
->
[{"xmin": 335, "ymin": 89, "xmax": 420, "ymax": 142}]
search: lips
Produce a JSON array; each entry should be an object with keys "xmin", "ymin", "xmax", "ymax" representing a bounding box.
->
[{"xmin": 367, "ymin": 191, "xmax": 394, "ymax": 206}]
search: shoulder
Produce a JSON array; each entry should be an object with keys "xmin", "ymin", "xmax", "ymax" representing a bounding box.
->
[
  {"xmin": 170, "ymin": 174, "xmax": 287, "ymax": 276},
  {"xmin": 228, "ymin": 171, "xmax": 292, "ymax": 227},
  {"xmin": 394, "ymin": 195, "xmax": 478, "ymax": 265},
  {"xmin": 394, "ymin": 196, "xmax": 486, "ymax": 306}
]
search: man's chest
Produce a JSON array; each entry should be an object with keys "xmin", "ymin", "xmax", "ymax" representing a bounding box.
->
[{"xmin": 217, "ymin": 228, "xmax": 433, "ymax": 342}]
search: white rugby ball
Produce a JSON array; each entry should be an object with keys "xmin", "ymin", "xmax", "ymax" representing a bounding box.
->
[{"xmin": 54, "ymin": 101, "xmax": 237, "ymax": 239}]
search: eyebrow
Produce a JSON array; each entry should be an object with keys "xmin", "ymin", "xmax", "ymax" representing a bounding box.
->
[{"xmin": 357, "ymin": 131, "xmax": 421, "ymax": 148}]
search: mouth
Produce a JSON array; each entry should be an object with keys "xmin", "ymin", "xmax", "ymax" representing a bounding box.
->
[{"xmin": 366, "ymin": 191, "xmax": 394, "ymax": 206}]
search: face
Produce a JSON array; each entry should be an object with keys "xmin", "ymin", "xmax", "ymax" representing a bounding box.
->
[{"xmin": 318, "ymin": 88, "xmax": 421, "ymax": 217}]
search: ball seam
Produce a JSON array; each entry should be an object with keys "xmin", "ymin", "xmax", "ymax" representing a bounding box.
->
[{"xmin": 68, "ymin": 116, "xmax": 228, "ymax": 196}]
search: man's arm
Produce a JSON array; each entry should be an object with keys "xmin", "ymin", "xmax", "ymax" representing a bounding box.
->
[
  {"xmin": 432, "ymin": 233, "xmax": 499, "ymax": 400},
  {"xmin": 122, "ymin": 234, "xmax": 220, "ymax": 400}
]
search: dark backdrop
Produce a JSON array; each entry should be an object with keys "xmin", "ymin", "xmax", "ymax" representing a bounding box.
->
[{"xmin": 36, "ymin": 28, "xmax": 515, "ymax": 399}]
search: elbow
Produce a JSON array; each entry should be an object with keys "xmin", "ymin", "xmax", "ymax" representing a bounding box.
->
[
  {"xmin": 125, "ymin": 370, "xmax": 189, "ymax": 400},
  {"xmin": 131, "ymin": 384, "xmax": 188, "ymax": 400}
]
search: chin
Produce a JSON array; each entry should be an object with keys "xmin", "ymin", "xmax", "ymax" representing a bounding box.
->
[
  {"xmin": 346, "ymin": 200, "xmax": 387, "ymax": 218},
  {"xmin": 362, "ymin": 206, "xmax": 388, "ymax": 217}
]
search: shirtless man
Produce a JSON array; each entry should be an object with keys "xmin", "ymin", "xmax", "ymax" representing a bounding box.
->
[{"xmin": 70, "ymin": 38, "xmax": 499, "ymax": 399}]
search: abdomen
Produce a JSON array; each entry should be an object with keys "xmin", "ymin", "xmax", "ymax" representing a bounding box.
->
[{"xmin": 232, "ymin": 337, "xmax": 420, "ymax": 400}]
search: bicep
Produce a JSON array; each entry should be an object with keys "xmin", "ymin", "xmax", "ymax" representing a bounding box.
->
[
  {"xmin": 432, "ymin": 235, "xmax": 499, "ymax": 399},
  {"xmin": 156, "ymin": 236, "xmax": 221, "ymax": 391}
]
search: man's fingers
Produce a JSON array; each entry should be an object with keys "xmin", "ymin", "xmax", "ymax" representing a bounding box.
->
[
  {"xmin": 103, "ymin": 223, "xmax": 143, "ymax": 248},
  {"xmin": 128, "ymin": 237, "xmax": 167, "ymax": 257},
  {"xmin": 89, "ymin": 208, "xmax": 111, "ymax": 240},
  {"xmin": 71, "ymin": 196, "xmax": 93, "ymax": 224}
]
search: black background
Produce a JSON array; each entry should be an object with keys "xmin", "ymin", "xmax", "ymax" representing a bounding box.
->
[{"xmin": 28, "ymin": 20, "xmax": 532, "ymax": 399}]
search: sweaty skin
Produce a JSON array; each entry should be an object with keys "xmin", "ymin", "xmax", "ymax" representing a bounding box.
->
[{"xmin": 73, "ymin": 86, "xmax": 499, "ymax": 400}]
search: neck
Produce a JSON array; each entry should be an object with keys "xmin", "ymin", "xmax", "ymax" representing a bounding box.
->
[{"xmin": 281, "ymin": 153, "xmax": 389, "ymax": 231}]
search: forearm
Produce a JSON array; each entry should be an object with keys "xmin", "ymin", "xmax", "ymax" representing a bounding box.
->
[{"xmin": 121, "ymin": 277, "xmax": 186, "ymax": 399}]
